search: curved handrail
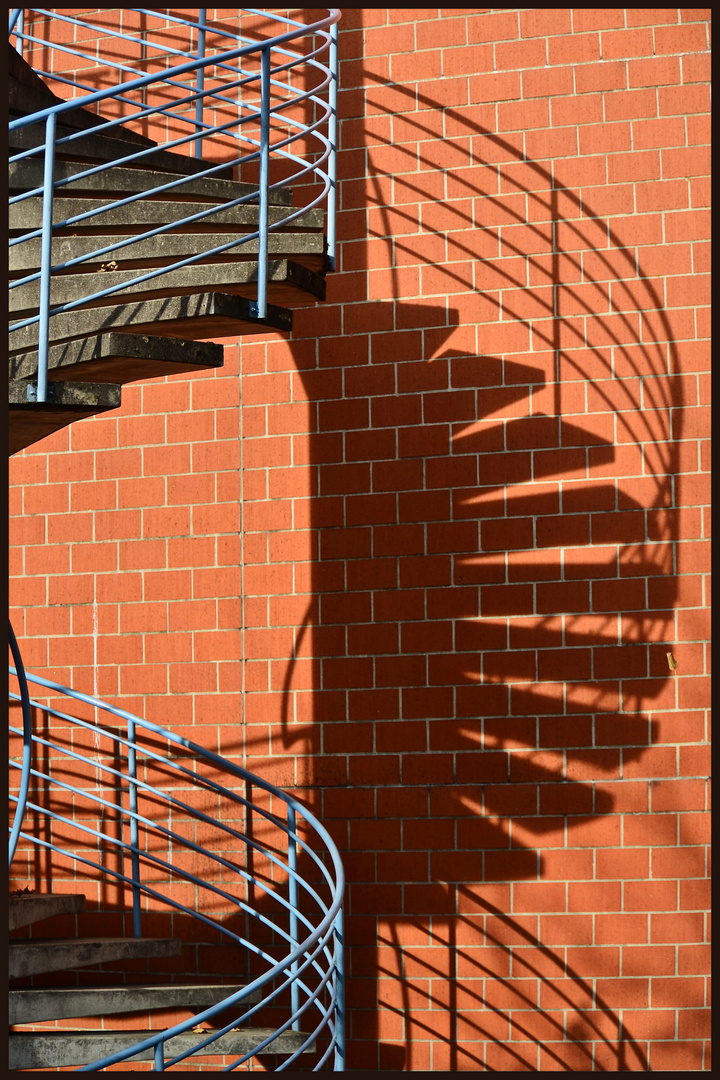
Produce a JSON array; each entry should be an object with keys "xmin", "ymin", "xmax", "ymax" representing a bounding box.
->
[
  {"xmin": 9, "ymin": 8, "xmax": 340, "ymax": 394},
  {"xmin": 9, "ymin": 666, "xmax": 345, "ymax": 1071}
]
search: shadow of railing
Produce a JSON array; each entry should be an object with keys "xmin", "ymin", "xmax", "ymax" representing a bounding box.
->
[{"xmin": 271, "ymin": 60, "xmax": 682, "ymax": 1068}]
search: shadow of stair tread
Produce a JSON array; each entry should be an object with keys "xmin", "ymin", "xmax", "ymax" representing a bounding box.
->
[
  {"xmin": 9, "ymin": 1027, "xmax": 315, "ymax": 1069},
  {"xmin": 10, "ymin": 292, "xmax": 293, "ymax": 355},
  {"xmin": 9, "ymin": 936, "xmax": 183, "ymax": 980},
  {"xmin": 10, "ymin": 259, "xmax": 326, "ymax": 318},
  {"xmin": 9, "ymin": 982, "xmax": 260, "ymax": 1024},
  {"xmin": 9, "ymin": 156, "xmax": 293, "ymax": 205},
  {"xmin": 10, "ymin": 231, "xmax": 326, "ymax": 276},
  {"xmin": 9, "ymin": 197, "xmax": 323, "ymax": 232},
  {"xmin": 10, "ymin": 333, "xmax": 223, "ymax": 385},
  {"xmin": 9, "ymin": 892, "xmax": 86, "ymax": 933}
]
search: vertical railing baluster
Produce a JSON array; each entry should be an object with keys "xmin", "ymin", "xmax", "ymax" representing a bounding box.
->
[
  {"xmin": 287, "ymin": 804, "xmax": 300, "ymax": 1030},
  {"xmin": 194, "ymin": 9, "xmax": 206, "ymax": 158},
  {"xmin": 8, "ymin": 621, "xmax": 33, "ymax": 870},
  {"xmin": 334, "ymin": 905, "xmax": 345, "ymax": 1070},
  {"xmin": 36, "ymin": 109, "xmax": 56, "ymax": 404},
  {"xmin": 327, "ymin": 18, "xmax": 338, "ymax": 272},
  {"xmin": 154, "ymin": 1041, "xmax": 165, "ymax": 1070},
  {"xmin": 127, "ymin": 717, "xmax": 142, "ymax": 937},
  {"xmin": 256, "ymin": 44, "xmax": 271, "ymax": 320}
]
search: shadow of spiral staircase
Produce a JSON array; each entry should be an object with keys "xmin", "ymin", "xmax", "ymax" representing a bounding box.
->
[{"xmin": 8, "ymin": 8, "xmax": 344, "ymax": 1071}]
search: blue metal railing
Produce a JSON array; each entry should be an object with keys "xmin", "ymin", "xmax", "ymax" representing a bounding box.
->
[
  {"xmin": 9, "ymin": 8, "xmax": 340, "ymax": 396},
  {"xmin": 8, "ymin": 12, "xmax": 343, "ymax": 1067},
  {"xmin": 9, "ymin": 655, "xmax": 345, "ymax": 1070}
]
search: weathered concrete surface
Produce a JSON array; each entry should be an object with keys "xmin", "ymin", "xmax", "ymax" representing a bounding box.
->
[
  {"xmin": 9, "ymin": 291, "xmax": 292, "ymax": 356},
  {"xmin": 9, "ymin": 982, "xmax": 259, "ymax": 1024},
  {"xmin": 10, "ymin": 230, "xmax": 326, "ymax": 275},
  {"xmin": 8, "ymin": 892, "xmax": 86, "ymax": 933},
  {"xmin": 9, "ymin": 380, "xmax": 123, "ymax": 455},
  {"xmin": 9, "ymin": 122, "xmax": 233, "ymax": 179},
  {"xmin": 10, "ymin": 332, "xmax": 223, "ymax": 384},
  {"xmin": 9, "ymin": 1026, "xmax": 314, "ymax": 1069},
  {"xmin": 9, "ymin": 197, "xmax": 323, "ymax": 232},
  {"xmin": 9, "ymin": 936, "xmax": 182, "ymax": 980},
  {"xmin": 11, "ymin": 256, "xmax": 325, "ymax": 319},
  {"xmin": 9, "ymin": 157, "xmax": 293, "ymax": 205}
]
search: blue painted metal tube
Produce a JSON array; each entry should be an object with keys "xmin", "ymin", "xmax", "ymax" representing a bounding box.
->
[
  {"xmin": 9, "ymin": 10, "xmax": 340, "ymax": 134},
  {"xmin": 35, "ymin": 109, "xmax": 56, "ymax": 404},
  {"xmin": 13, "ymin": 672, "xmax": 345, "ymax": 916},
  {"xmin": 126, "ymin": 716, "xmax": 142, "ymax": 938},
  {"xmin": 9, "ymin": 729, "xmax": 325, "ymax": 939},
  {"xmin": 8, "ymin": 622, "xmax": 33, "ymax": 870},
  {"xmin": 255, "ymin": 43, "xmax": 271, "ymax": 321},
  {"xmin": 334, "ymin": 905, "xmax": 346, "ymax": 1069},
  {"xmin": 327, "ymin": 18, "xmax": 338, "ymax": 271},
  {"xmin": 8, "ymin": 679, "xmax": 336, "ymax": 895},
  {"xmin": 11, "ymin": 725, "xmax": 343, "ymax": 1073},
  {"xmin": 194, "ymin": 8, "xmax": 206, "ymax": 158},
  {"xmin": 8, "ymin": 688, "xmax": 336, "ymax": 912},
  {"xmin": 287, "ymin": 804, "xmax": 301, "ymax": 1030}
]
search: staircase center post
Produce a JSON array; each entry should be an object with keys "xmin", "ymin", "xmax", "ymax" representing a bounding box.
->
[
  {"xmin": 194, "ymin": 9, "xmax": 207, "ymax": 159},
  {"xmin": 36, "ymin": 109, "xmax": 57, "ymax": 404},
  {"xmin": 256, "ymin": 44, "xmax": 271, "ymax": 320}
]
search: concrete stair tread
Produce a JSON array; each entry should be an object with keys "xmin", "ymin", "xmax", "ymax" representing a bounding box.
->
[
  {"xmin": 9, "ymin": 982, "xmax": 260, "ymax": 1024},
  {"xmin": 9, "ymin": 1026, "xmax": 315, "ymax": 1068},
  {"xmin": 10, "ymin": 333, "xmax": 224, "ymax": 385},
  {"xmin": 9, "ymin": 121, "xmax": 235, "ymax": 179},
  {"xmin": 9, "ymin": 935, "xmax": 182, "ymax": 979},
  {"xmin": 10, "ymin": 258, "xmax": 325, "ymax": 318},
  {"xmin": 9, "ymin": 892, "xmax": 86, "ymax": 932},
  {"xmin": 9, "ymin": 379, "xmax": 123, "ymax": 455},
  {"xmin": 9, "ymin": 197, "xmax": 323, "ymax": 232},
  {"xmin": 10, "ymin": 292, "xmax": 293, "ymax": 356},
  {"xmin": 9, "ymin": 156, "xmax": 293, "ymax": 205},
  {"xmin": 10, "ymin": 231, "xmax": 326, "ymax": 276}
]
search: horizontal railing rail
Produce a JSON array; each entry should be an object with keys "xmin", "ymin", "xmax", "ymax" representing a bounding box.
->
[
  {"xmin": 9, "ymin": 8, "xmax": 339, "ymax": 395},
  {"xmin": 9, "ymin": 663, "xmax": 344, "ymax": 1071}
]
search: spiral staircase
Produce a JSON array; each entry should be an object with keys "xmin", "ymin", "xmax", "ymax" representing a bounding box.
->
[{"xmin": 8, "ymin": 9, "xmax": 344, "ymax": 1071}]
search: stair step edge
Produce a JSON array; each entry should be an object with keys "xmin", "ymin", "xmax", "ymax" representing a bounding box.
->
[
  {"xmin": 9, "ymin": 1027, "xmax": 315, "ymax": 1068},
  {"xmin": 9, "ymin": 983, "xmax": 260, "ymax": 1024}
]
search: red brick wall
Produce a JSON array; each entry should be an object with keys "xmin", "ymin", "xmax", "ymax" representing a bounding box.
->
[{"xmin": 10, "ymin": 8, "xmax": 711, "ymax": 1071}]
